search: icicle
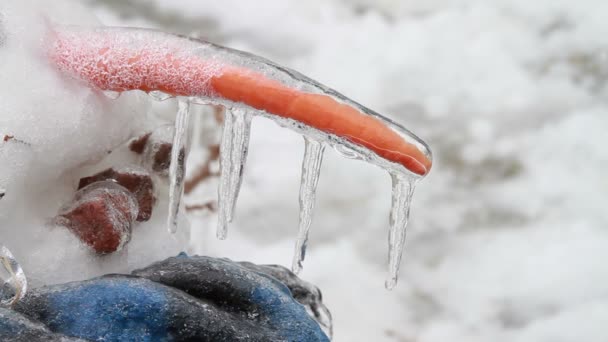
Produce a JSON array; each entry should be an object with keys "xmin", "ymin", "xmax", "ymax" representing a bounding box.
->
[
  {"xmin": 216, "ymin": 108, "xmax": 252, "ymax": 239},
  {"xmin": 167, "ymin": 100, "xmax": 192, "ymax": 234},
  {"xmin": 0, "ymin": 245, "xmax": 27, "ymax": 307},
  {"xmin": 292, "ymin": 138, "xmax": 325, "ymax": 274},
  {"xmin": 385, "ymin": 172, "xmax": 417, "ymax": 290}
]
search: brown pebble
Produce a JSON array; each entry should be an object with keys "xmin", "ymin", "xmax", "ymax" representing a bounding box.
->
[
  {"xmin": 141, "ymin": 125, "xmax": 181, "ymax": 177},
  {"xmin": 129, "ymin": 133, "xmax": 151, "ymax": 154},
  {"xmin": 57, "ymin": 181, "xmax": 137, "ymax": 254},
  {"xmin": 78, "ymin": 167, "xmax": 155, "ymax": 222},
  {"xmin": 152, "ymin": 142, "xmax": 173, "ymax": 173}
]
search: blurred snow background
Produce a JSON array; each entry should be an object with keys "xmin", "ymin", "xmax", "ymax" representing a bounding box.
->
[{"xmin": 1, "ymin": 0, "xmax": 607, "ymax": 341}]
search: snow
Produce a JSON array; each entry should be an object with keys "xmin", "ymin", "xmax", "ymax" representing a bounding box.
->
[{"xmin": 0, "ymin": 0, "xmax": 606, "ymax": 341}]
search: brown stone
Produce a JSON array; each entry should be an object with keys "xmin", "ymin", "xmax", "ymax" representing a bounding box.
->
[
  {"xmin": 78, "ymin": 167, "xmax": 156, "ymax": 222},
  {"xmin": 129, "ymin": 133, "xmax": 151, "ymax": 154},
  {"xmin": 152, "ymin": 143, "xmax": 173, "ymax": 174},
  {"xmin": 57, "ymin": 181, "xmax": 137, "ymax": 254},
  {"xmin": 140, "ymin": 125, "xmax": 179, "ymax": 177}
]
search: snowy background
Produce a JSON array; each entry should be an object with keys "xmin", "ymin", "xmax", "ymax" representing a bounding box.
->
[{"xmin": 1, "ymin": 0, "xmax": 607, "ymax": 341}]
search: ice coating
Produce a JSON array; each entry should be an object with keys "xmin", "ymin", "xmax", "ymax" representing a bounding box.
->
[
  {"xmin": 48, "ymin": 26, "xmax": 432, "ymax": 176},
  {"xmin": 293, "ymin": 138, "xmax": 325, "ymax": 274},
  {"xmin": 167, "ymin": 100, "xmax": 191, "ymax": 234},
  {"xmin": 56, "ymin": 181, "xmax": 139, "ymax": 254},
  {"xmin": 216, "ymin": 108, "xmax": 252, "ymax": 239},
  {"xmin": 49, "ymin": 27, "xmax": 223, "ymax": 97},
  {"xmin": 47, "ymin": 25, "xmax": 433, "ymax": 287},
  {"xmin": 0, "ymin": 245, "xmax": 27, "ymax": 306}
]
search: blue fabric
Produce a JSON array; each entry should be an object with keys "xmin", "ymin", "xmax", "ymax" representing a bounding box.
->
[
  {"xmin": 251, "ymin": 285, "xmax": 328, "ymax": 342},
  {"xmin": 6, "ymin": 255, "xmax": 330, "ymax": 341},
  {"xmin": 47, "ymin": 278, "xmax": 171, "ymax": 342}
]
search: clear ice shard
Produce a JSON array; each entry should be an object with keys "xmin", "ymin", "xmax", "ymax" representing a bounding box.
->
[
  {"xmin": 216, "ymin": 108, "xmax": 253, "ymax": 239},
  {"xmin": 0, "ymin": 245, "xmax": 27, "ymax": 307},
  {"xmin": 292, "ymin": 138, "xmax": 325, "ymax": 274},
  {"xmin": 167, "ymin": 100, "xmax": 192, "ymax": 234},
  {"xmin": 386, "ymin": 172, "xmax": 417, "ymax": 290}
]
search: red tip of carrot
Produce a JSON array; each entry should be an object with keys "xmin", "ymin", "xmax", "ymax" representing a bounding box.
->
[{"xmin": 212, "ymin": 70, "xmax": 431, "ymax": 175}]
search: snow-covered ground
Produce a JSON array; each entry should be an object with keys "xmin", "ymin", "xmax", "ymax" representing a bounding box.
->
[{"xmin": 1, "ymin": 0, "xmax": 607, "ymax": 341}]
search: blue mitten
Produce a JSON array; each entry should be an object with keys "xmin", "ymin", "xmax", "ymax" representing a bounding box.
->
[{"xmin": 6, "ymin": 255, "xmax": 330, "ymax": 342}]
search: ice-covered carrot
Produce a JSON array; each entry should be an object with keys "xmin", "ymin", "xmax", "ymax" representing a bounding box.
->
[
  {"xmin": 48, "ymin": 27, "xmax": 432, "ymax": 176},
  {"xmin": 48, "ymin": 26, "xmax": 433, "ymax": 289}
]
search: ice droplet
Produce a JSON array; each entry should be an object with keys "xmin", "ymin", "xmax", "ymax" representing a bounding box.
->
[
  {"xmin": 385, "ymin": 172, "xmax": 417, "ymax": 290},
  {"xmin": 292, "ymin": 137, "xmax": 325, "ymax": 274},
  {"xmin": 0, "ymin": 245, "xmax": 27, "ymax": 307},
  {"xmin": 167, "ymin": 100, "xmax": 191, "ymax": 234},
  {"xmin": 216, "ymin": 108, "xmax": 252, "ymax": 239}
]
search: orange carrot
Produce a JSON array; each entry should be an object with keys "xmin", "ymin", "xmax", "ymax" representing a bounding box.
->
[{"xmin": 49, "ymin": 28, "xmax": 431, "ymax": 175}]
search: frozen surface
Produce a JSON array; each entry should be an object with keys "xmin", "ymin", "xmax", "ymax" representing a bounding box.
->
[{"xmin": 0, "ymin": 0, "xmax": 607, "ymax": 341}]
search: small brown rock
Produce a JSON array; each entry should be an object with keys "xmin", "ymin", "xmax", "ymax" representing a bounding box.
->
[
  {"xmin": 57, "ymin": 181, "xmax": 138, "ymax": 254},
  {"xmin": 78, "ymin": 167, "xmax": 155, "ymax": 222},
  {"xmin": 151, "ymin": 142, "xmax": 173, "ymax": 174},
  {"xmin": 129, "ymin": 133, "xmax": 151, "ymax": 154},
  {"xmin": 141, "ymin": 125, "xmax": 182, "ymax": 176}
]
